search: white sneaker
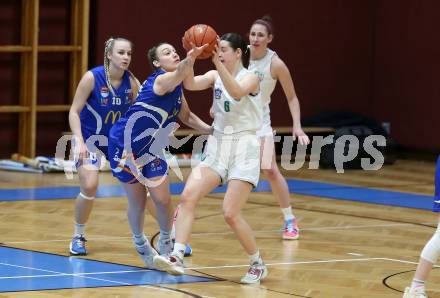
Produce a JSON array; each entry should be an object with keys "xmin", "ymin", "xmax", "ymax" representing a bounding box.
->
[
  {"xmin": 153, "ymin": 253, "xmax": 184, "ymax": 275},
  {"xmin": 403, "ymin": 287, "xmax": 427, "ymax": 298},
  {"xmin": 240, "ymin": 261, "xmax": 268, "ymax": 284},
  {"xmin": 135, "ymin": 242, "xmax": 158, "ymax": 269}
]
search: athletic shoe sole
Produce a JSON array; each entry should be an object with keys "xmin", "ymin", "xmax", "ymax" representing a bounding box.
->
[
  {"xmin": 69, "ymin": 243, "xmax": 87, "ymax": 256},
  {"xmin": 153, "ymin": 255, "xmax": 184, "ymax": 275},
  {"xmin": 282, "ymin": 234, "xmax": 299, "ymax": 240}
]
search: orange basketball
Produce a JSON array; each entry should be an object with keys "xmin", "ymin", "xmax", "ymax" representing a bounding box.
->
[{"xmin": 183, "ymin": 24, "xmax": 217, "ymax": 59}]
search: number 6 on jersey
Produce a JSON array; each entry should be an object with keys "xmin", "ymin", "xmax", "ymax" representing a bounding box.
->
[{"xmin": 224, "ymin": 101, "xmax": 230, "ymax": 112}]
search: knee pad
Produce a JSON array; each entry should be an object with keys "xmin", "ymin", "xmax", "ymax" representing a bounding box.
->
[
  {"xmin": 78, "ymin": 192, "xmax": 95, "ymax": 200},
  {"xmin": 421, "ymin": 224, "xmax": 440, "ymax": 263}
]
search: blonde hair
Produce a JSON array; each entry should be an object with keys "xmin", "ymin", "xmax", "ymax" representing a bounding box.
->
[{"xmin": 103, "ymin": 37, "xmax": 140, "ymax": 96}]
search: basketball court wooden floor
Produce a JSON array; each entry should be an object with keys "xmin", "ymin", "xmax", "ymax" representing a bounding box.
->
[{"xmin": 0, "ymin": 159, "xmax": 439, "ymax": 297}]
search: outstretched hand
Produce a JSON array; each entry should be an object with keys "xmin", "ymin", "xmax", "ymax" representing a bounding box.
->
[{"xmin": 186, "ymin": 41, "xmax": 208, "ymax": 59}]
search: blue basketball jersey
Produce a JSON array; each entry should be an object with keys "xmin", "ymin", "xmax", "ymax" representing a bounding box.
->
[
  {"xmin": 108, "ymin": 70, "xmax": 182, "ymax": 183},
  {"xmin": 79, "ymin": 66, "xmax": 133, "ymax": 139}
]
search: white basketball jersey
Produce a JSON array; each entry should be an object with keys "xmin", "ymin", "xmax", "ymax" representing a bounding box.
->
[
  {"xmin": 248, "ymin": 49, "xmax": 277, "ymax": 107},
  {"xmin": 212, "ymin": 68, "xmax": 262, "ymax": 134}
]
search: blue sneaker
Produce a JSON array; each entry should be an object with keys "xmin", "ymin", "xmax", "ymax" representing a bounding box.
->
[
  {"xmin": 70, "ymin": 235, "xmax": 87, "ymax": 255},
  {"xmin": 171, "ymin": 239, "xmax": 193, "ymax": 257},
  {"xmin": 184, "ymin": 244, "xmax": 193, "ymax": 257}
]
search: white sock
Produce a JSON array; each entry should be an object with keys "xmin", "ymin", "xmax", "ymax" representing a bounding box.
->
[
  {"xmin": 133, "ymin": 234, "xmax": 154, "ymax": 255},
  {"xmin": 410, "ymin": 278, "xmax": 425, "ymax": 291},
  {"xmin": 133, "ymin": 233, "xmax": 147, "ymax": 245},
  {"xmin": 160, "ymin": 229, "xmax": 171, "ymax": 241},
  {"xmin": 74, "ymin": 222, "xmax": 85, "ymax": 237},
  {"xmin": 281, "ymin": 206, "xmax": 295, "ymax": 221},
  {"xmin": 173, "ymin": 242, "xmax": 186, "ymax": 260},
  {"xmin": 249, "ymin": 250, "xmax": 262, "ymax": 264}
]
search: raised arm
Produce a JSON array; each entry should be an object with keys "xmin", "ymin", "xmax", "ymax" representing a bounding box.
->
[
  {"xmin": 183, "ymin": 69, "xmax": 217, "ymax": 91},
  {"xmin": 154, "ymin": 44, "xmax": 208, "ymax": 95},
  {"xmin": 178, "ymin": 93, "xmax": 213, "ymax": 135},
  {"xmin": 212, "ymin": 46, "xmax": 259, "ymax": 100},
  {"xmin": 272, "ymin": 56, "xmax": 310, "ymax": 145}
]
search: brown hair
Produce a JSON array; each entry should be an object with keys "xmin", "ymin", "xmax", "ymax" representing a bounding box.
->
[
  {"xmin": 147, "ymin": 42, "xmax": 168, "ymax": 71},
  {"xmin": 252, "ymin": 15, "xmax": 274, "ymax": 37}
]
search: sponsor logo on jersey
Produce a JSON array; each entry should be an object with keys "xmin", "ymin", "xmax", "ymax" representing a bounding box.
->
[
  {"xmin": 254, "ymin": 70, "xmax": 264, "ymax": 81},
  {"xmin": 125, "ymin": 88, "xmax": 133, "ymax": 103},
  {"xmin": 112, "ymin": 148, "xmax": 126, "ymax": 173},
  {"xmin": 100, "ymin": 97, "xmax": 109, "ymax": 106},
  {"xmin": 214, "ymin": 88, "xmax": 222, "ymax": 99},
  {"xmin": 104, "ymin": 110, "xmax": 122, "ymax": 124},
  {"xmin": 101, "ymin": 87, "xmax": 109, "ymax": 98},
  {"xmin": 150, "ymin": 157, "xmax": 163, "ymax": 172},
  {"xmin": 113, "ymin": 148, "xmax": 121, "ymax": 162}
]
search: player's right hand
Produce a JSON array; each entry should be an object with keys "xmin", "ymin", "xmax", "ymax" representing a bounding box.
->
[
  {"xmin": 187, "ymin": 42, "xmax": 208, "ymax": 59},
  {"xmin": 73, "ymin": 136, "xmax": 88, "ymax": 162}
]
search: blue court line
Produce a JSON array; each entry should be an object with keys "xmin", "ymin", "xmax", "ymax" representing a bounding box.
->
[
  {"xmin": 0, "ymin": 179, "xmax": 434, "ymax": 211},
  {"xmin": 0, "ymin": 246, "xmax": 216, "ymax": 292}
]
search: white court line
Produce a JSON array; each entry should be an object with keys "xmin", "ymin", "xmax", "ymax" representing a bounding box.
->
[
  {"xmin": 0, "ymin": 261, "xmax": 69, "ymax": 275},
  {"xmin": 381, "ymin": 257, "xmax": 440, "ymax": 268},
  {"xmin": 380, "ymin": 258, "xmax": 419, "ymax": 265},
  {"xmin": 0, "ymin": 262, "xmax": 154, "ymax": 279},
  {"xmin": 0, "ymin": 257, "xmax": 383, "ymax": 280},
  {"xmin": 2, "ymin": 222, "xmax": 418, "ymax": 244},
  {"xmin": 187, "ymin": 257, "xmax": 385, "ymax": 270},
  {"xmin": 1, "ymin": 256, "xmax": 435, "ymax": 282},
  {"xmin": 190, "ymin": 257, "xmax": 440, "ymax": 271},
  {"xmin": 0, "ymin": 261, "xmax": 174, "ymax": 292}
]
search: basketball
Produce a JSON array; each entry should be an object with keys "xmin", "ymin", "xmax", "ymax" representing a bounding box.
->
[{"xmin": 183, "ymin": 24, "xmax": 217, "ymax": 59}]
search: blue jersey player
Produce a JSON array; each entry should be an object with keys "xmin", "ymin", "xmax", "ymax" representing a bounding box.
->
[
  {"xmin": 68, "ymin": 37, "xmax": 140, "ymax": 256},
  {"xmin": 108, "ymin": 42, "xmax": 212, "ymax": 268}
]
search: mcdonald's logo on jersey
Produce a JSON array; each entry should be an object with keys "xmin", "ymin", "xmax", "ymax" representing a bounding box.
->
[
  {"xmin": 105, "ymin": 110, "xmax": 121, "ymax": 124},
  {"xmin": 167, "ymin": 107, "xmax": 179, "ymax": 120}
]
